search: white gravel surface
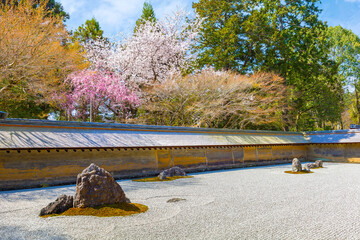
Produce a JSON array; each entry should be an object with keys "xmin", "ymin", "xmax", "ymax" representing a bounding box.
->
[{"xmin": 1, "ymin": 162, "xmax": 360, "ymax": 240}]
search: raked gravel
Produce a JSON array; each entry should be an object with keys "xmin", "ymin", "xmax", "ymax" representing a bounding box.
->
[{"xmin": 1, "ymin": 162, "xmax": 360, "ymax": 240}]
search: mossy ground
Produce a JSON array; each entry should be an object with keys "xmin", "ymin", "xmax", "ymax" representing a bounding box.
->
[
  {"xmin": 133, "ymin": 176, "xmax": 193, "ymax": 182},
  {"xmin": 41, "ymin": 202, "xmax": 148, "ymax": 218},
  {"xmin": 284, "ymin": 170, "xmax": 314, "ymax": 174}
]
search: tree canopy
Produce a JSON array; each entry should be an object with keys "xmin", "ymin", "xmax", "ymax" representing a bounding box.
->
[
  {"xmin": 193, "ymin": 0, "xmax": 343, "ymax": 130},
  {"xmin": 72, "ymin": 18, "xmax": 104, "ymax": 44},
  {"xmin": 0, "ymin": 0, "xmax": 83, "ymax": 118},
  {"xmin": 134, "ymin": 2, "xmax": 156, "ymax": 32},
  {"xmin": 2, "ymin": 0, "xmax": 360, "ymax": 131},
  {"xmin": 327, "ymin": 26, "xmax": 360, "ymax": 124}
]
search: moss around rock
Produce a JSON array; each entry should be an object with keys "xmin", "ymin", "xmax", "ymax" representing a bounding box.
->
[
  {"xmin": 133, "ymin": 176, "xmax": 193, "ymax": 182},
  {"xmin": 311, "ymin": 167, "xmax": 324, "ymax": 169},
  {"xmin": 41, "ymin": 202, "xmax": 148, "ymax": 218},
  {"xmin": 284, "ymin": 170, "xmax": 314, "ymax": 174}
]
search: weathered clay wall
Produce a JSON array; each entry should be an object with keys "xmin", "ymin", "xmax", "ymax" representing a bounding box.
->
[
  {"xmin": 4, "ymin": 142, "xmax": 360, "ymax": 190},
  {"xmin": 0, "ymin": 145, "xmax": 307, "ymax": 190},
  {"xmin": 307, "ymin": 143, "xmax": 360, "ymax": 163}
]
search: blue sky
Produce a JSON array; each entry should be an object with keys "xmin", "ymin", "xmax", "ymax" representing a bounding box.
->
[{"xmin": 58, "ymin": 0, "xmax": 360, "ymax": 37}]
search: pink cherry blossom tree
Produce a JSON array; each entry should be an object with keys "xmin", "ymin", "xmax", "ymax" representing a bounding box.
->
[
  {"xmin": 58, "ymin": 69, "xmax": 139, "ymax": 122},
  {"xmin": 55, "ymin": 10, "xmax": 201, "ymax": 122}
]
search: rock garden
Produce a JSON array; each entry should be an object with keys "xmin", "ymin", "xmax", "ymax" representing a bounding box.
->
[
  {"xmin": 284, "ymin": 158, "xmax": 323, "ymax": 174},
  {"xmin": 40, "ymin": 163, "xmax": 148, "ymax": 217}
]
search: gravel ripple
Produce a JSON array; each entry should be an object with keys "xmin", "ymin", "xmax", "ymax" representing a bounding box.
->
[{"xmin": 1, "ymin": 163, "xmax": 360, "ymax": 240}]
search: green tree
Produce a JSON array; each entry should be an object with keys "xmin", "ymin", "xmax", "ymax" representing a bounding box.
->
[
  {"xmin": 249, "ymin": 0, "xmax": 342, "ymax": 131},
  {"xmin": 72, "ymin": 18, "xmax": 104, "ymax": 43},
  {"xmin": 45, "ymin": 0, "xmax": 69, "ymax": 21},
  {"xmin": 192, "ymin": 0, "xmax": 254, "ymax": 72},
  {"xmin": 326, "ymin": 26, "xmax": 360, "ymax": 124},
  {"xmin": 2, "ymin": 0, "xmax": 70, "ymax": 21},
  {"xmin": 134, "ymin": 2, "xmax": 156, "ymax": 32},
  {"xmin": 193, "ymin": 0, "xmax": 342, "ymax": 131}
]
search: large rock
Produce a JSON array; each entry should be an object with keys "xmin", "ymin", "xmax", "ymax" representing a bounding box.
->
[
  {"xmin": 315, "ymin": 160, "xmax": 323, "ymax": 168},
  {"xmin": 158, "ymin": 166, "xmax": 187, "ymax": 180},
  {"xmin": 39, "ymin": 194, "xmax": 73, "ymax": 216},
  {"xmin": 291, "ymin": 158, "xmax": 302, "ymax": 172},
  {"xmin": 73, "ymin": 163, "xmax": 129, "ymax": 208}
]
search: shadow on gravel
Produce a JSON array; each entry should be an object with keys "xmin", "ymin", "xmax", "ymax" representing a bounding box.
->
[
  {"xmin": 0, "ymin": 185, "xmax": 75, "ymax": 202},
  {"xmin": 0, "ymin": 225, "xmax": 69, "ymax": 240},
  {"xmin": 189, "ymin": 163, "xmax": 291, "ymax": 176}
]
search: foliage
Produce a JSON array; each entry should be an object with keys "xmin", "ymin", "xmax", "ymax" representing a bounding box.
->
[
  {"xmin": 1, "ymin": 0, "xmax": 352, "ymax": 132},
  {"xmin": 42, "ymin": 0, "xmax": 69, "ymax": 21},
  {"xmin": 72, "ymin": 18, "xmax": 104, "ymax": 44},
  {"xmin": 326, "ymin": 26, "xmax": 360, "ymax": 124},
  {"xmin": 193, "ymin": 0, "xmax": 342, "ymax": 131},
  {"xmin": 140, "ymin": 69, "xmax": 287, "ymax": 130},
  {"xmin": 0, "ymin": 0, "xmax": 83, "ymax": 118},
  {"xmin": 134, "ymin": 1, "xmax": 156, "ymax": 32},
  {"xmin": 248, "ymin": 0, "xmax": 342, "ymax": 131},
  {"xmin": 193, "ymin": 0, "xmax": 252, "ymax": 72},
  {"xmin": 1, "ymin": 0, "xmax": 69, "ymax": 21}
]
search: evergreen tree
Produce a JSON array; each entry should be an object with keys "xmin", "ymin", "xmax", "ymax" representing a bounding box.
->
[
  {"xmin": 246, "ymin": 0, "xmax": 341, "ymax": 130},
  {"xmin": 45, "ymin": 0, "xmax": 69, "ymax": 21},
  {"xmin": 134, "ymin": 2, "xmax": 156, "ymax": 32},
  {"xmin": 327, "ymin": 26, "xmax": 360, "ymax": 124},
  {"xmin": 193, "ymin": 0, "xmax": 342, "ymax": 131},
  {"xmin": 192, "ymin": 0, "xmax": 252, "ymax": 72},
  {"xmin": 72, "ymin": 18, "xmax": 104, "ymax": 44}
]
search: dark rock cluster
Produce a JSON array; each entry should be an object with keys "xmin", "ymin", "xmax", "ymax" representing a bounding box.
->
[
  {"xmin": 158, "ymin": 166, "xmax": 187, "ymax": 180},
  {"xmin": 40, "ymin": 163, "xmax": 129, "ymax": 216},
  {"xmin": 39, "ymin": 195, "xmax": 73, "ymax": 216}
]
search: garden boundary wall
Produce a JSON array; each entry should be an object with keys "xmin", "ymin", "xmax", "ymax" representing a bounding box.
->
[{"xmin": 0, "ymin": 119, "xmax": 359, "ymax": 190}]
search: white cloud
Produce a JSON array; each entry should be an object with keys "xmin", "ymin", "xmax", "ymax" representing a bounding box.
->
[
  {"xmin": 58, "ymin": 0, "xmax": 194, "ymax": 37},
  {"xmin": 92, "ymin": 0, "xmax": 144, "ymax": 35},
  {"xmin": 59, "ymin": 0, "xmax": 86, "ymax": 15}
]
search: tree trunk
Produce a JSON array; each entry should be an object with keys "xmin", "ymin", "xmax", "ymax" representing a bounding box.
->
[{"xmin": 356, "ymin": 87, "xmax": 360, "ymax": 124}]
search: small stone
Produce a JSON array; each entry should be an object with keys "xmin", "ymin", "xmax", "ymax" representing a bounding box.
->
[
  {"xmin": 39, "ymin": 194, "xmax": 73, "ymax": 216},
  {"xmin": 303, "ymin": 163, "xmax": 310, "ymax": 171},
  {"xmin": 73, "ymin": 163, "xmax": 129, "ymax": 208},
  {"xmin": 167, "ymin": 198, "xmax": 186, "ymax": 203},
  {"xmin": 158, "ymin": 172, "xmax": 167, "ymax": 180},
  {"xmin": 292, "ymin": 158, "xmax": 302, "ymax": 172},
  {"xmin": 315, "ymin": 160, "xmax": 323, "ymax": 168},
  {"xmin": 303, "ymin": 163, "xmax": 315, "ymax": 171}
]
